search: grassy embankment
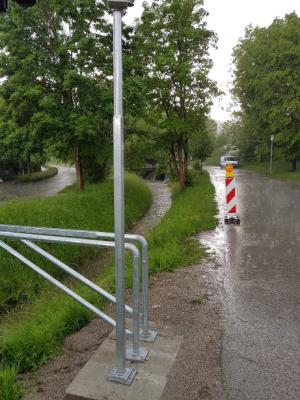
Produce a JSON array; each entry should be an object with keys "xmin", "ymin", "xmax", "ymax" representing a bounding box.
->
[
  {"xmin": 241, "ymin": 160, "xmax": 300, "ymax": 183},
  {"xmin": 0, "ymin": 173, "xmax": 152, "ymax": 398},
  {"xmin": 0, "ymin": 171, "xmax": 217, "ymax": 398},
  {"xmin": 17, "ymin": 167, "xmax": 58, "ymax": 183}
]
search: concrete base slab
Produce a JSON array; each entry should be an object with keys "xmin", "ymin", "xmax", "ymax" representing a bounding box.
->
[{"xmin": 65, "ymin": 324, "xmax": 182, "ymax": 400}]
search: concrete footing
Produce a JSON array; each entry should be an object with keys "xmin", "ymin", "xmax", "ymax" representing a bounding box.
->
[{"xmin": 65, "ymin": 324, "xmax": 182, "ymax": 400}]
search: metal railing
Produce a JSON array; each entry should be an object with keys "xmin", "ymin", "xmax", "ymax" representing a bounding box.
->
[
  {"xmin": 0, "ymin": 227, "xmax": 150, "ymax": 367},
  {"xmin": 0, "ymin": 223, "xmax": 156, "ymax": 341}
]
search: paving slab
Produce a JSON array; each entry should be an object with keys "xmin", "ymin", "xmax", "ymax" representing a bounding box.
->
[{"xmin": 65, "ymin": 325, "xmax": 182, "ymax": 400}]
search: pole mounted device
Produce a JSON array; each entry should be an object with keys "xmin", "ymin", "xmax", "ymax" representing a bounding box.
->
[
  {"xmin": 107, "ymin": 0, "xmax": 134, "ymax": 10},
  {"xmin": 106, "ymin": 0, "xmax": 138, "ymax": 386}
]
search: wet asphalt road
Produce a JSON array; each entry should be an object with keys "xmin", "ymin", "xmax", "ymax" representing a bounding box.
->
[
  {"xmin": 0, "ymin": 166, "xmax": 75, "ymax": 202},
  {"xmin": 203, "ymin": 167, "xmax": 300, "ymax": 400}
]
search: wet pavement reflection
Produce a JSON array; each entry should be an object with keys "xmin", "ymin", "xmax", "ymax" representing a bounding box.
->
[
  {"xmin": 200, "ymin": 167, "xmax": 300, "ymax": 400},
  {"xmin": 0, "ymin": 166, "xmax": 76, "ymax": 202}
]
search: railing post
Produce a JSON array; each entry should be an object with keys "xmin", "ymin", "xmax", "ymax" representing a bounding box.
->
[
  {"xmin": 125, "ymin": 244, "xmax": 148, "ymax": 361},
  {"xmin": 106, "ymin": 1, "xmax": 136, "ymax": 385}
]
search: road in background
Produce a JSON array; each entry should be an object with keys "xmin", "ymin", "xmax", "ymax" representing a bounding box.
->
[
  {"xmin": 202, "ymin": 167, "xmax": 300, "ymax": 400},
  {"xmin": 0, "ymin": 166, "xmax": 75, "ymax": 202}
]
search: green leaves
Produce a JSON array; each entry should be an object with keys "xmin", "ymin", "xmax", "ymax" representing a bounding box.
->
[
  {"xmin": 233, "ymin": 13, "xmax": 300, "ymax": 166},
  {"xmin": 132, "ymin": 0, "xmax": 218, "ymax": 186},
  {"xmin": 0, "ymin": 0, "xmax": 115, "ymax": 185}
]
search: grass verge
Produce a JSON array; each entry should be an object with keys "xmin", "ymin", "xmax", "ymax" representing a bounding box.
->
[
  {"xmin": 0, "ymin": 171, "xmax": 216, "ymax": 398},
  {"xmin": 0, "ymin": 173, "xmax": 151, "ymax": 313},
  {"xmin": 147, "ymin": 171, "xmax": 217, "ymax": 273},
  {"xmin": 17, "ymin": 167, "xmax": 58, "ymax": 183},
  {"xmin": 0, "ymin": 367, "xmax": 21, "ymax": 400},
  {"xmin": 242, "ymin": 160, "xmax": 300, "ymax": 183}
]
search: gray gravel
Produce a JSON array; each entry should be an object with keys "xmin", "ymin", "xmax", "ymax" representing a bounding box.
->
[{"xmin": 132, "ymin": 180, "xmax": 171, "ymax": 235}]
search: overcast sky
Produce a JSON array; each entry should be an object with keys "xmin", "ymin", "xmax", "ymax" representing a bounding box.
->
[{"xmin": 123, "ymin": 0, "xmax": 300, "ymax": 123}]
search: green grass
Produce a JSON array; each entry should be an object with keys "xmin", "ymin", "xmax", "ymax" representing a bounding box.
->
[
  {"xmin": 191, "ymin": 297, "xmax": 204, "ymax": 305},
  {"xmin": 0, "ymin": 367, "xmax": 21, "ymax": 400},
  {"xmin": 0, "ymin": 173, "xmax": 151, "ymax": 399},
  {"xmin": 0, "ymin": 173, "xmax": 151, "ymax": 313},
  {"xmin": 17, "ymin": 167, "xmax": 58, "ymax": 183},
  {"xmin": 242, "ymin": 160, "xmax": 300, "ymax": 183},
  {"xmin": 0, "ymin": 171, "xmax": 216, "ymax": 399},
  {"xmin": 147, "ymin": 171, "xmax": 217, "ymax": 273}
]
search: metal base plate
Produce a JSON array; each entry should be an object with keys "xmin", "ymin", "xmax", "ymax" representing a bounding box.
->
[
  {"xmin": 225, "ymin": 215, "xmax": 240, "ymax": 225},
  {"xmin": 126, "ymin": 345, "xmax": 149, "ymax": 362},
  {"xmin": 139, "ymin": 329, "xmax": 157, "ymax": 342},
  {"xmin": 106, "ymin": 366, "xmax": 136, "ymax": 385}
]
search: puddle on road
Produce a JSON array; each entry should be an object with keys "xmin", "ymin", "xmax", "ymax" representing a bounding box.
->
[
  {"xmin": 197, "ymin": 167, "xmax": 240, "ymax": 302},
  {"xmin": 198, "ymin": 167, "xmax": 227, "ymax": 264}
]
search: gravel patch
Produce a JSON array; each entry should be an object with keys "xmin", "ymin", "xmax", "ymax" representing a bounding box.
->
[{"xmin": 152, "ymin": 261, "xmax": 224, "ymax": 400}]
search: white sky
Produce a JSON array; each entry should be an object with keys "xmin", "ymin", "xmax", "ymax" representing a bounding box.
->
[{"xmin": 123, "ymin": 0, "xmax": 300, "ymax": 123}]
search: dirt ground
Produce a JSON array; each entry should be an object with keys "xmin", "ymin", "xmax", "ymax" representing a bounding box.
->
[
  {"xmin": 19, "ymin": 181, "xmax": 224, "ymax": 400},
  {"xmin": 156, "ymin": 260, "xmax": 224, "ymax": 400}
]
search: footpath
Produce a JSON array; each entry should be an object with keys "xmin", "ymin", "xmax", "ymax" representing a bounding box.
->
[{"xmin": 20, "ymin": 180, "xmax": 224, "ymax": 400}]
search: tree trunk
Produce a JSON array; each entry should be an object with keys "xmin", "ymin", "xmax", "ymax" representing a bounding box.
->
[
  {"xmin": 178, "ymin": 163, "xmax": 186, "ymax": 189},
  {"xmin": 73, "ymin": 142, "xmax": 84, "ymax": 192},
  {"xmin": 177, "ymin": 147, "xmax": 187, "ymax": 190},
  {"xmin": 171, "ymin": 142, "xmax": 189, "ymax": 189},
  {"xmin": 27, "ymin": 160, "xmax": 31, "ymax": 175},
  {"xmin": 291, "ymin": 159, "xmax": 297, "ymax": 172}
]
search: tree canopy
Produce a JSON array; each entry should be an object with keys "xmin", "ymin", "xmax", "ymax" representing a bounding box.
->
[
  {"xmin": 232, "ymin": 13, "xmax": 300, "ymax": 169},
  {"xmin": 0, "ymin": 0, "xmax": 113, "ymax": 189},
  {"xmin": 134, "ymin": 0, "xmax": 218, "ymax": 187},
  {"xmin": 0, "ymin": 0, "xmax": 219, "ymax": 188}
]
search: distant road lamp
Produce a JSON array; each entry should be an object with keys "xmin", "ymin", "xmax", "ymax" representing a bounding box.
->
[{"xmin": 270, "ymin": 135, "xmax": 274, "ymax": 175}]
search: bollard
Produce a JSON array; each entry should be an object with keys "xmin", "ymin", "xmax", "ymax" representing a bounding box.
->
[{"xmin": 224, "ymin": 164, "xmax": 240, "ymax": 225}]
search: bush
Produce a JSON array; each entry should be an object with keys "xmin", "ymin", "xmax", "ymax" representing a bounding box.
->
[{"xmin": 17, "ymin": 167, "xmax": 58, "ymax": 183}]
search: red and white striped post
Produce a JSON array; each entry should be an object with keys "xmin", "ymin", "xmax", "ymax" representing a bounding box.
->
[{"xmin": 225, "ymin": 164, "xmax": 240, "ymax": 224}]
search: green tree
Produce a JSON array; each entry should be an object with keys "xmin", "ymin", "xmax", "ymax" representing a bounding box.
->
[
  {"xmin": 0, "ymin": 0, "xmax": 113, "ymax": 190},
  {"xmin": 134, "ymin": 0, "xmax": 218, "ymax": 188},
  {"xmin": 0, "ymin": 4, "xmax": 47, "ymax": 174},
  {"xmin": 190, "ymin": 129, "xmax": 214, "ymax": 173},
  {"xmin": 217, "ymin": 119, "xmax": 241, "ymax": 149},
  {"xmin": 233, "ymin": 13, "xmax": 300, "ymax": 170}
]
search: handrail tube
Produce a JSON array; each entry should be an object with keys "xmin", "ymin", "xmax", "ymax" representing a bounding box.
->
[
  {"xmin": 0, "ymin": 224, "xmax": 151, "ymax": 335},
  {"xmin": 0, "ymin": 240, "xmax": 131, "ymax": 332},
  {"xmin": 0, "ymin": 231, "xmax": 130, "ymax": 250},
  {"xmin": 22, "ymin": 240, "xmax": 133, "ymax": 316},
  {"xmin": 0, "ymin": 231, "xmax": 143, "ymax": 356}
]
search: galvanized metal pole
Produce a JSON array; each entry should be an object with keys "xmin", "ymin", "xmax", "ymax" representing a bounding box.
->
[
  {"xmin": 113, "ymin": 7, "xmax": 126, "ymax": 375},
  {"xmin": 107, "ymin": 7, "xmax": 136, "ymax": 385},
  {"xmin": 270, "ymin": 135, "xmax": 274, "ymax": 176}
]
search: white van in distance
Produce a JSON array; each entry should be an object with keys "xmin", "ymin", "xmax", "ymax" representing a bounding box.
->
[{"xmin": 220, "ymin": 155, "xmax": 239, "ymax": 168}]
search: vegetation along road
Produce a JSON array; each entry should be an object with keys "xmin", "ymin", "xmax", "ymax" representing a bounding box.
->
[
  {"xmin": 0, "ymin": 0, "xmax": 299, "ymax": 399},
  {"xmin": 201, "ymin": 167, "xmax": 300, "ymax": 400}
]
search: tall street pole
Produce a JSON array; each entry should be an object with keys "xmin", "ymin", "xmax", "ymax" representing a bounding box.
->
[
  {"xmin": 106, "ymin": 0, "xmax": 136, "ymax": 385},
  {"xmin": 270, "ymin": 135, "xmax": 274, "ymax": 176}
]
